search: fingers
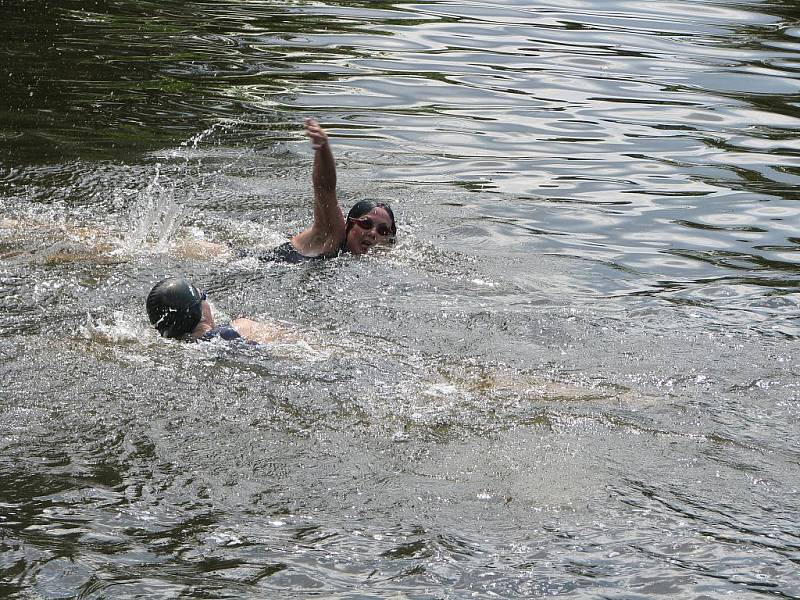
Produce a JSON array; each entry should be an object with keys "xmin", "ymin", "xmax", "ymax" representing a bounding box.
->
[{"xmin": 304, "ymin": 117, "xmax": 328, "ymax": 150}]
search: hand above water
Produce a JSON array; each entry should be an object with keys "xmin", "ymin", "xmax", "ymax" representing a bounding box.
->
[{"xmin": 304, "ymin": 118, "xmax": 329, "ymax": 151}]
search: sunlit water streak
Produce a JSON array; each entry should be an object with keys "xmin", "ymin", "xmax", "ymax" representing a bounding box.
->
[{"xmin": 1, "ymin": 0, "xmax": 799, "ymax": 598}]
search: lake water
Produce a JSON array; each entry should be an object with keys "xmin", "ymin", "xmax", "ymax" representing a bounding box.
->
[{"xmin": 1, "ymin": 1, "xmax": 799, "ymax": 598}]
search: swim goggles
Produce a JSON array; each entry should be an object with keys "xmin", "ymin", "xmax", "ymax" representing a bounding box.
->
[
  {"xmin": 349, "ymin": 216, "xmax": 392, "ymax": 237},
  {"xmin": 192, "ymin": 289, "xmax": 207, "ymax": 308}
]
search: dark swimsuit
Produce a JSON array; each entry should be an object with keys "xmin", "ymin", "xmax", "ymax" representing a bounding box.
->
[
  {"xmin": 269, "ymin": 241, "xmax": 324, "ymax": 264},
  {"xmin": 237, "ymin": 241, "xmax": 345, "ymax": 264},
  {"xmin": 200, "ymin": 325, "xmax": 243, "ymax": 342}
]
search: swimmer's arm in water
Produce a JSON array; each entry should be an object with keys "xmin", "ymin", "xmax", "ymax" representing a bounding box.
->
[
  {"xmin": 229, "ymin": 317, "xmax": 296, "ymax": 344},
  {"xmin": 173, "ymin": 238, "xmax": 233, "ymax": 260},
  {"xmin": 290, "ymin": 118, "xmax": 346, "ymax": 258},
  {"xmin": 186, "ymin": 298, "xmax": 292, "ymax": 344}
]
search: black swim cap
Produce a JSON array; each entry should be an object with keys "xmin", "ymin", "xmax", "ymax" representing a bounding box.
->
[
  {"xmin": 346, "ymin": 200, "xmax": 397, "ymax": 237},
  {"xmin": 146, "ymin": 277, "xmax": 204, "ymax": 339}
]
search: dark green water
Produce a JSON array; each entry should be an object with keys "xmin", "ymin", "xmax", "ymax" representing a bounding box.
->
[{"xmin": 1, "ymin": 1, "xmax": 799, "ymax": 598}]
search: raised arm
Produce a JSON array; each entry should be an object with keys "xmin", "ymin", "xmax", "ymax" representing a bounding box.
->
[{"xmin": 290, "ymin": 118, "xmax": 347, "ymax": 257}]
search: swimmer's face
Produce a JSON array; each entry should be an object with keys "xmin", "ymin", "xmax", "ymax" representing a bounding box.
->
[
  {"xmin": 345, "ymin": 206, "xmax": 394, "ymax": 255},
  {"xmin": 199, "ymin": 298, "xmax": 214, "ymax": 327}
]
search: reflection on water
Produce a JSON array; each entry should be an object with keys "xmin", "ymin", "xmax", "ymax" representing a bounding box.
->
[{"xmin": 1, "ymin": 0, "xmax": 800, "ymax": 598}]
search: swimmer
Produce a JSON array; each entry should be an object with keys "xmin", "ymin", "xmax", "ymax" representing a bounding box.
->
[
  {"xmin": 238, "ymin": 118, "xmax": 398, "ymax": 263},
  {"xmin": 146, "ymin": 276, "xmax": 289, "ymax": 343},
  {"xmin": 3, "ymin": 119, "xmax": 398, "ymax": 265},
  {"xmin": 293, "ymin": 118, "xmax": 397, "ymax": 257}
]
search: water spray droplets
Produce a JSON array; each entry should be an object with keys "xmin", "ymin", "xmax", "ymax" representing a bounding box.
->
[
  {"xmin": 78, "ymin": 309, "xmax": 144, "ymax": 344},
  {"xmin": 180, "ymin": 120, "xmax": 233, "ymax": 151},
  {"xmin": 121, "ymin": 164, "xmax": 184, "ymax": 254}
]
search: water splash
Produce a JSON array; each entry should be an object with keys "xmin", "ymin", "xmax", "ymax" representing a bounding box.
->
[
  {"xmin": 114, "ymin": 121, "xmax": 255, "ymax": 258},
  {"xmin": 120, "ymin": 164, "xmax": 184, "ymax": 254},
  {"xmin": 78, "ymin": 310, "xmax": 145, "ymax": 343},
  {"xmin": 180, "ymin": 120, "xmax": 234, "ymax": 151}
]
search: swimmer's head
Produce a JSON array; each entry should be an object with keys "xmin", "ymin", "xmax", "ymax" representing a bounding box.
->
[
  {"xmin": 344, "ymin": 200, "xmax": 397, "ymax": 255},
  {"xmin": 146, "ymin": 277, "xmax": 204, "ymax": 339}
]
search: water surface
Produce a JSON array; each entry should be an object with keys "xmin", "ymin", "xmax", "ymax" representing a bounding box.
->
[{"xmin": 1, "ymin": 0, "xmax": 799, "ymax": 598}]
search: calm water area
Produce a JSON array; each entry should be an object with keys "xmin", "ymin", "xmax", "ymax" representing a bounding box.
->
[{"xmin": 1, "ymin": 0, "xmax": 799, "ymax": 597}]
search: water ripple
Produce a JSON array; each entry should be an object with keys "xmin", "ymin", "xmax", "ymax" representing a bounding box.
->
[{"xmin": 3, "ymin": 0, "xmax": 800, "ymax": 597}]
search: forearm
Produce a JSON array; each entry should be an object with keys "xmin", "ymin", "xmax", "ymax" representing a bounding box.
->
[
  {"xmin": 312, "ymin": 143, "xmax": 337, "ymax": 199},
  {"xmin": 310, "ymin": 134, "xmax": 342, "ymax": 233}
]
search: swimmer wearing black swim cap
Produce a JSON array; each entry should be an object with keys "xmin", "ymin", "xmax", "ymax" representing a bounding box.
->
[
  {"xmin": 146, "ymin": 277, "xmax": 290, "ymax": 344},
  {"xmin": 146, "ymin": 277, "xmax": 206, "ymax": 339}
]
